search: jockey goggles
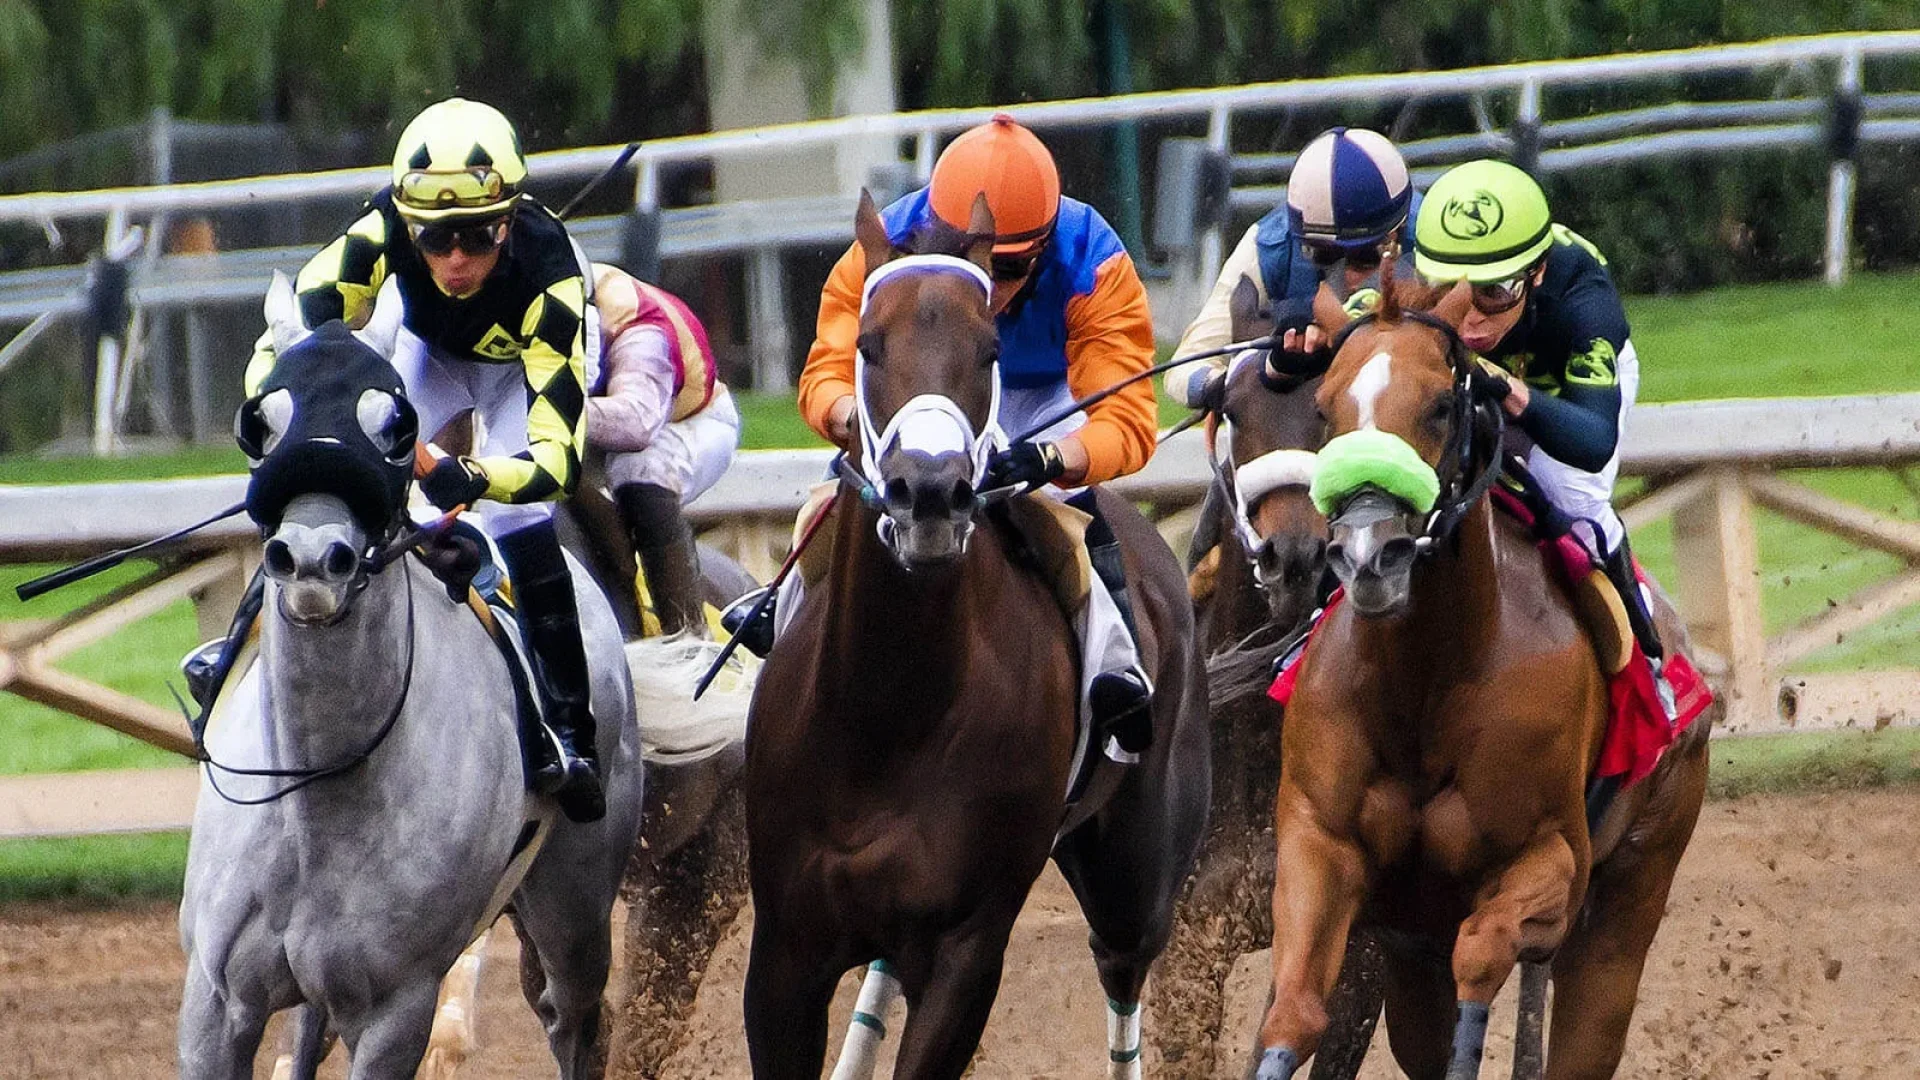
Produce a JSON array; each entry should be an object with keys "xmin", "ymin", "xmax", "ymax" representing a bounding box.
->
[
  {"xmin": 408, "ymin": 216, "xmax": 509, "ymax": 258},
  {"xmin": 1304, "ymin": 238, "xmax": 1385, "ymax": 272},
  {"xmin": 989, "ymin": 241, "xmax": 1047, "ymax": 283},
  {"xmin": 396, "ymin": 166, "xmax": 510, "ymax": 214},
  {"xmin": 1467, "ymin": 272, "xmax": 1531, "ymax": 315}
]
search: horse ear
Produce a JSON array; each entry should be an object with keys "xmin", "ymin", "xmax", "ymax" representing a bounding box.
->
[
  {"xmin": 1229, "ymin": 274, "xmax": 1263, "ymax": 338},
  {"xmin": 353, "ymin": 277, "xmax": 405, "ymax": 358},
  {"xmin": 1430, "ymin": 279, "xmax": 1474, "ymax": 329},
  {"xmin": 1376, "ymin": 252, "xmax": 1402, "ymax": 323},
  {"xmin": 264, "ymin": 270, "xmax": 310, "ymax": 355},
  {"xmin": 854, "ymin": 189, "xmax": 895, "ymax": 271},
  {"xmin": 964, "ymin": 193, "xmax": 996, "ymax": 272},
  {"xmin": 1311, "ymin": 281, "xmax": 1351, "ymax": 335}
]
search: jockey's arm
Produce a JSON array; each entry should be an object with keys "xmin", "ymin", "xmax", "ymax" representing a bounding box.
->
[
  {"xmin": 1165, "ymin": 223, "xmax": 1264, "ymax": 408},
  {"xmin": 244, "ymin": 207, "xmax": 390, "ymax": 395},
  {"xmin": 1062, "ymin": 250, "xmax": 1158, "ymax": 486},
  {"xmin": 586, "ymin": 324, "xmax": 676, "ymax": 454},
  {"xmin": 1505, "ymin": 269, "xmax": 1631, "ymax": 474},
  {"xmin": 799, "ymin": 241, "xmax": 868, "ymax": 448},
  {"xmin": 473, "ymin": 276, "xmax": 591, "ymax": 503}
]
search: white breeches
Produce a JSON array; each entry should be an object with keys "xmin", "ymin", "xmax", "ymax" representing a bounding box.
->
[{"xmin": 604, "ymin": 386, "xmax": 742, "ymax": 505}]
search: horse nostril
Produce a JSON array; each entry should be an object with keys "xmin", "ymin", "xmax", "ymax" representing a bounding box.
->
[
  {"xmin": 323, "ymin": 541, "xmax": 357, "ymax": 579},
  {"xmin": 884, "ymin": 478, "xmax": 912, "ymax": 514},
  {"xmin": 1326, "ymin": 541, "xmax": 1353, "ymax": 579},
  {"xmin": 264, "ymin": 538, "xmax": 295, "ymax": 577},
  {"xmin": 949, "ymin": 479, "xmax": 973, "ymax": 512}
]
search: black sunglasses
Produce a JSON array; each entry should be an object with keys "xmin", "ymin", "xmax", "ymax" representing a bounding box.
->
[
  {"xmin": 1303, "ymin": 240, "xmax": 1384, "ymax": 271},
  {"xmin": 410, "ymin": 218, "xmax": 508, "ymax": 257},
  {"xmin": 990, "ymin": 251, "xmax": 1041, "ymax": 283}
]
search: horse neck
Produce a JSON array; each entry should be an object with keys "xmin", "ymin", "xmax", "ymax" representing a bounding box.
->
[
  {"xmin": 259, "ymin": 561, "xmax": 414, "ymax": 769},
  {"xmin": 816, "ymin": 498, "xmax": 1002, "ymax": 726}
]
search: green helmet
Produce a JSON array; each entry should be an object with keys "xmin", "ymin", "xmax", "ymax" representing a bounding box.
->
[{"xmin": 1413, "ymin": 160, "xmax": 1553, "ymax": 283}]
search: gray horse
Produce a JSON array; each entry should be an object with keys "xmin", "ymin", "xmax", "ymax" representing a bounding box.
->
[{"xmin": 178, "ymin": 282, "xmax": 644, "ymax": 1078}]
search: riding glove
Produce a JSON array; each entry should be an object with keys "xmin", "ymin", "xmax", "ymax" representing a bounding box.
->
[
  {"xmin": 1468, "ymin": 360, "xmax": 1513, "ymax": 404},
  {"xmin": 984, "ymin": 441, "xmax": 1067, "ymax": 493},
  {"xmin": 419, "ymin": 454, "xmax": 490, "ymax": 512}
]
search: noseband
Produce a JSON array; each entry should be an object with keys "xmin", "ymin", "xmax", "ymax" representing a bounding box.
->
[
  {"xmin": 1324, "ymin": 311, "xmax": 1506, "ymax": 551},
  {"xmin": 853, "ymin": 253, "xmax": 1005, "ymax": 514},
  {"xmin": 1212, "ymin": 347, "xmax": 1321, "ymax": 575}
]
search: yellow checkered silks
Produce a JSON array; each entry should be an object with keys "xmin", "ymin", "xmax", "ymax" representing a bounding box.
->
[
  {"xmin": 480, "ymin": 276, "xmax": 589, "ymax": 503},
  {"xmin": 245, "ymin": 209, "xmax": 391, "ymax": 394}
]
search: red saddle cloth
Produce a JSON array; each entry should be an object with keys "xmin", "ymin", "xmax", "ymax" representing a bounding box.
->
[{"xmin": 1269, "ymin": 491, "xmax": 1712, "ymax": 787}]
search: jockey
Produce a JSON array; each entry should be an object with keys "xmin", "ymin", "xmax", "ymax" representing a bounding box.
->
[
  {"xmin": 586, "ymin": 263, "xmax": 738, "ymax": 636},
  {"xmin": 1169, "ymin": 127, "xmax": 1420, "ymax": 566},
  {"xmin": 1412, "ymin": 158, "xmax": 1675, "ymax": 717},
  {"xmin": 242, "ymin": 98, "xmax": 605, "ymax": 822},
  {"xmin": 732, "ymin": 113, "xmax": 1161, "ymax": 755}
]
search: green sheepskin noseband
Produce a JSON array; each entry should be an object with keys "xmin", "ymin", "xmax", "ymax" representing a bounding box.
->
[{"xmin": 1310, "ymin": 428, "xmax": 1442, "ymax": 516}]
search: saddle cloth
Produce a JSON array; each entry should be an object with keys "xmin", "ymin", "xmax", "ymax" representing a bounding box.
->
[{"xmin": 1268, "ymin": 491, "xmax": 1712, "ymax": 788}]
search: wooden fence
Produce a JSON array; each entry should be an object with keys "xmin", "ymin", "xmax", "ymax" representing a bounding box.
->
[{"xmin": 3, "ymin": 393, "xmax": 1918, "ymax": 835}]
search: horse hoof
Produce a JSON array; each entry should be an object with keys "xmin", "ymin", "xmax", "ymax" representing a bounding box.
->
[{"xmin": 1255, "ymin": 1046, "xmax": 1299, "ymax": 1080}]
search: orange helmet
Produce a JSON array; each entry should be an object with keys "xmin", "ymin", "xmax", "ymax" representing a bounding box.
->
[{"xmin": 929, "ymin": 113, "xmax": 1060, "ymax": 254}]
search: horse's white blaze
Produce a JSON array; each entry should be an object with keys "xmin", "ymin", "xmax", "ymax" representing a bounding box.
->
[
  {"xmin": 1107, "ymin": 999, "xmax": 1143, "ymax": 1080},
  {"xmin": 830, "ymin": 962, "xmax": 903, "ymax": 1080},
  {"xmin": 1349, "ymin": 351, "xmax": 1395, "ymax": 430}
]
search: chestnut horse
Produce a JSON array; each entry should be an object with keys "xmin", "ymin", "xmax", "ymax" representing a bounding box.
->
[
  {"xmin": 1152, "ymin": 276, "xmax": 1388, "ymax": 1079},
  {"xmin": 1251, "ymin": 280, "xmax": 1709, "ymax": 1080},
  {"xmin": 741, "ymin": 193, "xmax": 1209, "ymax": 1079}
]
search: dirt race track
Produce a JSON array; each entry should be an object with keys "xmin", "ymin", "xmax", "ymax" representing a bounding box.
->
[{"xmin": 4, "ymin": 788, "xmax": 1918, "ymax": 1079}]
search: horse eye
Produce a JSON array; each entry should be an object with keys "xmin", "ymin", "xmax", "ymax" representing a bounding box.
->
[
  {"xmin": 356, "ymin": 388, "xmax": 417, "ymax": 462},
  {"xmin": 857, "ymin": 331, "xmax": 885, "ymax": 364},
  {"xmin": 236, "ymin": 388, "xmax": 293, "ymax": 460}
]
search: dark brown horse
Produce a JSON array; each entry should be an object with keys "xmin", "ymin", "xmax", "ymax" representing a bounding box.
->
[
  {"xmin": 1250, "ymin": 279, "xmax": 1709, "ymax": 1080},
  {"xmin": 741, "ymin": 193, "xmax": 1209, "ymax": 1079}
]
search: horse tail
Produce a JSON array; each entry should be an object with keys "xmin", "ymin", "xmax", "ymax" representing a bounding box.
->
[
  {"xmin": 626, "ymin": 632, "xmax": 755, "ymax": 761},
  {"xmin": 1204, "ymin": 620, "xmax": 1295, "ymax": 714}
]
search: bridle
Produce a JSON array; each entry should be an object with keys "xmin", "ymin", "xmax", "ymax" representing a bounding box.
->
[
  {"xmin": 851, "ymin": 254, "xmax": 1009, "ymax": 542},
  {"xmin": 193, "ymin": 506, "xmax": 449, "ymax": 807},
  {"xmin": 1208, "ymin": 347, "xmax": 1321, "ymax": 581},
  {"xmin": 1324, "ymin": 310, "xmax": 1507, "ymax": 552}
]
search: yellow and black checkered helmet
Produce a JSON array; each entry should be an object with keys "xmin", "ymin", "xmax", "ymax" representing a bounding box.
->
[{"xmin": 389, "ymin": 98, "xmax": 527, "ymax": 223}]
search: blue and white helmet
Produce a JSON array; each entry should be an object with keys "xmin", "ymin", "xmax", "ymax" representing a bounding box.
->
[{"xmin": 1285, "ymin": 127, "xmax": 1412, "ymax": 249}]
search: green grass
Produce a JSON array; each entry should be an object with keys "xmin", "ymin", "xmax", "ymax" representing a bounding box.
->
[
  {"xmin": 1705, "ymin": 728, "xmax": 1920, "ymax": 801},
  {"xmin": 6, "ymin": 271, "xmax": 1920, "ymax": 901},
  {"xmin": 0, "ymin": 832, "xmax": 189, "ymax": 905},
  {"xmin": 1627, "ymin": 273, "xmax": 1920, "ymax": 402}
]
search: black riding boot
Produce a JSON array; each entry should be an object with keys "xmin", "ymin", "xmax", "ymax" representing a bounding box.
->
[
  {"xmin": 617, "ymin": 482, "xmax": 706, "ymax": 637},
  {"xmin": 1068, "ymin": 492, "xmax": 1154, "ymax": 756},
  {"xmin": 497, "ymin": 520, "xmax": 606, "ymax": 823},
  {"xmin": 1601, "ymin": 534, "xmax": 1678, "ymax": 722}
]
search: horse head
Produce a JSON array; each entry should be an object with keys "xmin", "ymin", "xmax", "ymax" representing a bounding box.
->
[
  {"xmin": 241, "ymin": 271, "xmax": 420, "ymax": 624},
  {"xmin": 850, "ymin": 189, "xmax": 1002, "ymax": 571},
  {"xmin": 1213, "ymin": 274, "xmax": 1340, "ymax": 630},
  {"xmin": 1311, "ymin": 266, "xmax": 1486, "ymax": 617}
]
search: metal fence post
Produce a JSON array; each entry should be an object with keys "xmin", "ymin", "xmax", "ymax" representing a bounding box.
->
[
  {"xmin": 748, "ymin": 248, "xmax": 792, "ymax": 392},
  {"xmin": 1825, "ymin": 46, "xmax": 1864, "ymax": 287},
  {"xmin": 1513, "ymin": 79, "xmax": 1542, "ymax": 172}
]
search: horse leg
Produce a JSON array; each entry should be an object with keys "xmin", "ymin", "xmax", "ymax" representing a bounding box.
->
[
  {"xmin": 288, "ymin": 1003, "xmax": 334, "ymax": 1079},
  {"xmin": 1378, "ymin": 943, "xmax": 1458, "ymax": 1080},
  {"xmin": 512, "ymin": 869, "xmax": 620, "ymax": 1079},
  {"xmin": 1545, "ymin": 743, "xmax": 1707, "ymax": 1080},
  {"xmin": 1308, "ymin": 932, "xmax": 1386, "ymax": 1080},
  {"xmin": 1448, "ymin": 835, "xmax": 1580, "ymax": 1080},
  {"xmin": 829, "ymin": 961, "xmax": 905, "ymax": 1080},
  {"xmin": 888, "ymin": 922, "xmax": 1018, "ymax": 1080},
  {"xmin": 742, "ymin": 915, "xmax": 840, "ymax": 1080},
  {"xmin": 339, "ymin": 979, "xmax": 443, "ymax": 1080},
  {"xmin": 176, "ymin": 962, "xmax": 269, "ymax": 1080},
  {"xmin": 1252, "ymin": 791, "xmax": 1370, "ymax": 1079}
]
